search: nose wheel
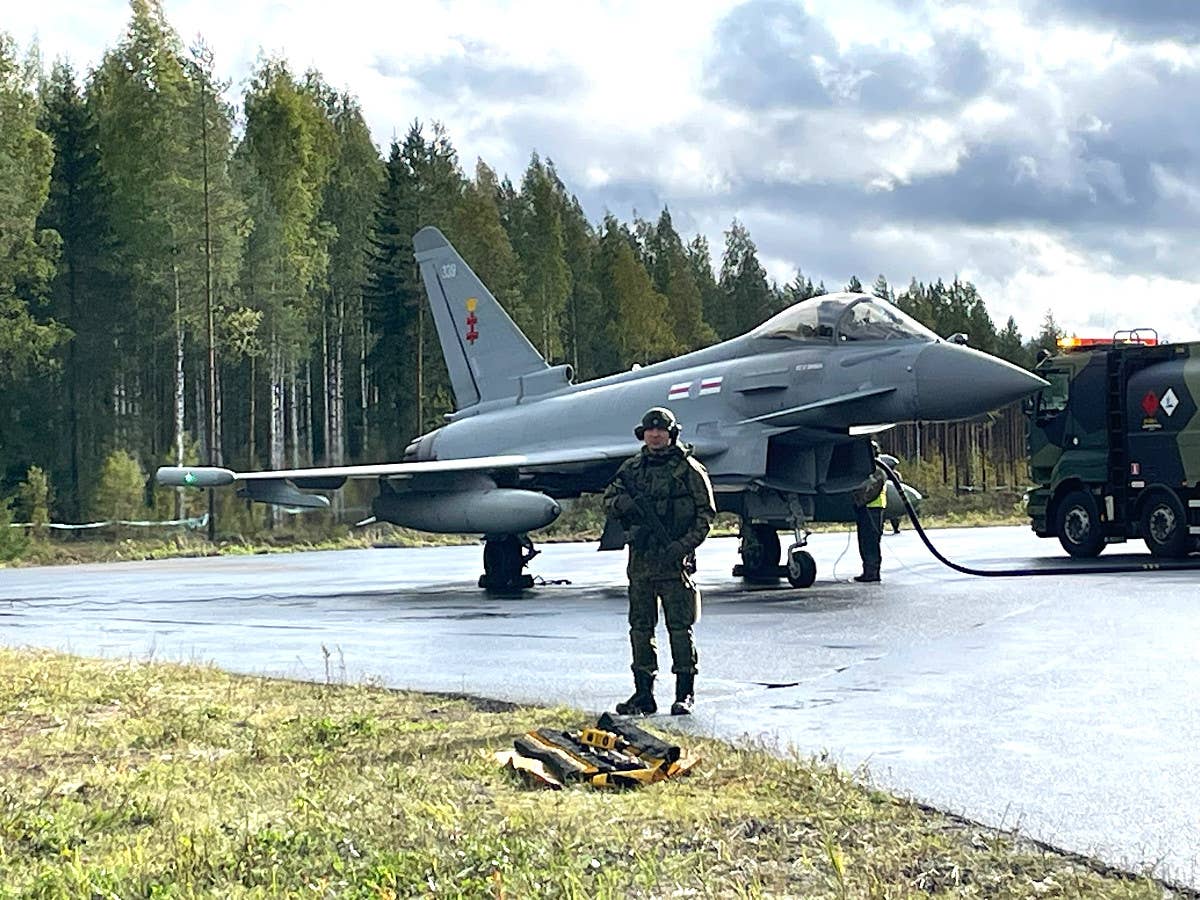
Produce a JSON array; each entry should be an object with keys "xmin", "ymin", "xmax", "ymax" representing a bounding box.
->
[{"xmin": 786, "ymin": 544, "xmax": 816, "ymax": 588}]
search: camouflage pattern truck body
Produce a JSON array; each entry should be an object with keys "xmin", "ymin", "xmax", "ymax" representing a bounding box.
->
[{"xmin": 1027, "ymin": 340, "xmax": 1200, "ymax": 557}]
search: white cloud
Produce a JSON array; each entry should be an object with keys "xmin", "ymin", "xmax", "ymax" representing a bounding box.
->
[{"xmin": 7, "ymin": 0, "xmax": 1200, "ymax": 343}]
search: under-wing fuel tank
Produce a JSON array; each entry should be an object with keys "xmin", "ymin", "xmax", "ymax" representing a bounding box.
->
[{"xmin": 373, "ymin": 488, "xmax": 561, "ymax": 534}]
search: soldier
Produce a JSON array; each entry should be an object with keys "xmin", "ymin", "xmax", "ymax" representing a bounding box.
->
[
  {"xmin": 851, "ymin": 440, "xmax": 887, "ymax": 582},
  {"xmin": 603, "ymin": 407, "xmax": 716, "ymax": 716}
]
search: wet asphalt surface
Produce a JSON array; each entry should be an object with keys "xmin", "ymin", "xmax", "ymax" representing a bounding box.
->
[{"xmin": 1, "ymin": 525, "xmax": 1198, "ymax": 888}]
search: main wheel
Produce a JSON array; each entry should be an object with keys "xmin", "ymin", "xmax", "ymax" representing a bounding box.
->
[
  {"xmin": 481, "ymin": 536, "xmax": 523, "ymax": 591},
  {"xmin": 1055, "ymin": 489, "xmax": 1105, "ymax": 558},
  {"xmin": 739, "ymin": 523, "xmax": 781, "ymax": 576},
  {"xmin": 786, "ymin": 548, "xmax": 816, "ymax": 588},
  {"xmin": 1141, "ymin": 489, "xmax": 1189, "ymax": 558}
]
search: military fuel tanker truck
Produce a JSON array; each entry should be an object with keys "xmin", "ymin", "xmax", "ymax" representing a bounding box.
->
[{"xmin": 1026, "ymin": 332, "xmax": 1200, "ymax": 558}]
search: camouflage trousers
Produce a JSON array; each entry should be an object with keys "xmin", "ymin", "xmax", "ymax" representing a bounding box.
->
[{"xmin": 627, "ymin": 572, "xmax": 699, "ymax": 677}]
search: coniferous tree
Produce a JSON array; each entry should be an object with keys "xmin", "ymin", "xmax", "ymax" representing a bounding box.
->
[
  {"xmin": 35, "ymin": 61, "xmax": 122, "ymax": 517},
  {"xmin": 184, "ymin": 40, "xmax": 243, "ymax": 477},
  {"xmin": 871, "ymin": 274, "xmax": 892, "ymax": 302},
  {"xmin": 895, "ymin": 278, "xmax": 930, "ymax": 325},
  {"xmin": 513, "ymin": 153, "xmax": 570, "ymax": 362},
  {"xmin": 0, "ymin": 35, "xmax": 67, "ymax": 487},
  {"xmin": 91, "ymin": 0, "xmax": 206, "ymax": 476},
  {"xmin": 398, "ymin": 122, "xmax": 464, "ymax": 433},
  {"xmin": 311, "ymin": 81, "xmax": 381, "ymax": 466},
  {"xmin": 453, "ymin": 160, "xmax": 525, "ymax": 331},
  {"xmin": 596, "ymin": 216, "xmax": 674, "ymax": 369},
  {"xmin": 364, "ymin": 122, "xmax": 464, "ymax": 450},
  {"xmin": 536, "ymin": 160, "xmax": 598, "ymax": 376},
  {"xmin": 643, "ymin": 208, "xmax": 716, "ymax": 352},
  {"xmin": 783, "ymin": 269, "xmax": 817, "ymax": 305},
  {"xmin": 845, "ymin": 275, "xmax": 863, "ymax": 293},
  {"xmin": 996, "ymin": 316, "xmax": 1028, "ymax": 367},
  {"xmin": 685, "ymin": 235, "xmax": 722, "ymax": 340},
  {"xmin": 365, "ymin": 138, "xmax": 419, "ymax": 458},
  {"xmin": 1027, "ymin": 310, "xmax": 1064, "ymax": 362},
  {"xmin": 718, "ymin": 219, "xmax": 774, "ymax": 338},
  {"xmin": 238, "ymin": 58, "xmax": 336, "ymax": 473}
]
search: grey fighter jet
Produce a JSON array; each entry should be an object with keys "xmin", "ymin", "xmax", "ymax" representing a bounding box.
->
[{"xmin": 158, "ymin": 227, "xmax": 1046, "ymax": 591}]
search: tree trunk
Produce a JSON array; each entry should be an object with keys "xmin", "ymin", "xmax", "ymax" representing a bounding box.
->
[
  {"xmin": 288, "ymin": 361, "xmax": 299, "ymax": 471},
  {"xmin": 417, "ymin": 302, "xmax": 425, "ymax": 435},
  {"xmin": 333, "ymin": 293, "xmax": 345, "ymax": 466},
  {"xmin": 173, "ymin": 263, "xmax": 185, "ymax": 521},
  {"xmin": 302, "ymin": 361, "xmax": 312, "ymax": 466},
  {"xmin": 195, "ymin": 357, "xmax": 205, "ymax": 461},
  {"xmin": 200, "ymin": 61, "xmax": 218, "ymax": 539},
  {"xmin": 321, "ymin": 309, "xmax": 330, "ymax": 463},
  {"xmin": 360, "ymin": 319, "xmax": 369, "ymax": 456},
  {"xmin": 269, "ymin": 340, "xmax": 285, "ymax": 529},
  {"xmin": 248, "ymin": 355, "xmax": 257, "ymax": 468},
  {"xmin": 270, "ymin": 340, "xmax": 284, "ymax": 470}
]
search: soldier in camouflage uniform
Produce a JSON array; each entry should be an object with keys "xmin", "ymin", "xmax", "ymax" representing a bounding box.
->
[{"xmin": 603, "ymin": 407, "xmax": 716, "ymax": 716}]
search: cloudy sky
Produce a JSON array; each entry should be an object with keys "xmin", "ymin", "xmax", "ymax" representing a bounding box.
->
[{"xmin": 9, "ymin": 0, "xmax": 1200, "ymax": 342}]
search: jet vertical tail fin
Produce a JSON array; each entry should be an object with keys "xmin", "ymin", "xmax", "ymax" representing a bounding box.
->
[{"xmin": 414, "ymin": 226, "xmax": 548, "ymax": 410}]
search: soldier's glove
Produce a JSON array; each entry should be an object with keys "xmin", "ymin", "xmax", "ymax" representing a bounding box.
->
[
  {"xmin": 664, "ymin": 540, "xmax": 686, "ymax": 562},
  {"xmin": 611, "ymin": 494, "xmax": 637, "ymax": 515}
]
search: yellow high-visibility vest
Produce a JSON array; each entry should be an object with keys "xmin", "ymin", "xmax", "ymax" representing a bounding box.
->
[{"xmin": 867, "ymin": 471, "xmax": 887, "ymax": 509}]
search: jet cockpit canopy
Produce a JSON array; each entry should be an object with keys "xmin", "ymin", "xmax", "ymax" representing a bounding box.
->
[{"xmin": 751, "ymin": 292, "xmax": 940, "ymax": 344}]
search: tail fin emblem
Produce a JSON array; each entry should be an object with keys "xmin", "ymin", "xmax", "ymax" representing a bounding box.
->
[{"xmin": 465, "ymin": 297, "xmax": 479, "ymax": 344}]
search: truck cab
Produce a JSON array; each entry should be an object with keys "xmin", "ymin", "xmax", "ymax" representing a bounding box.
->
[{"xmin": 1026, "ymin": 334, "xmax": 1200, "ymax": 558}]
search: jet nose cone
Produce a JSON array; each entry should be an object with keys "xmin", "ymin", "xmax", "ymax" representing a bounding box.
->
[{"xmin": 914, "ymin": 342, "xmax": 1048, "ymax": 421}]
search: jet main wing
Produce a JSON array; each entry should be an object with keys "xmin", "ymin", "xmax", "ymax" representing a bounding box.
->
[{"xmin": 156, "ymin": 438, "xmax": 730, "ymax": 491}]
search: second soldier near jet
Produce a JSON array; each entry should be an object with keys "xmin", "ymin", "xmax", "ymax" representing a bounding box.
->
[{"xmin": 604, "ymin": 407, "xmax": 716, "ymax": 716}]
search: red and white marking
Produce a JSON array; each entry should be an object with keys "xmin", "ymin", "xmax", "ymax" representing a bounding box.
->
[
  {"xmin": 668, "ymin": 381, "xmax": 692, "ymax": 400},
  {"xmin": 698, "ymin": 376, "xmax": 723, "ymax": 396}
]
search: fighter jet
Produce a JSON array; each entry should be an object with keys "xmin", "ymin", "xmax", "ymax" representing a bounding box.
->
[{"xmin": 158, "ymin": 226, "xmax": 1046, "ymax": 591}]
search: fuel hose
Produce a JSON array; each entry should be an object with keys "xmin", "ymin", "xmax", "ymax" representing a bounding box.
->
[{"xmin": 877, "ymin": 459, "xmax": 1200, "ymax": 576}]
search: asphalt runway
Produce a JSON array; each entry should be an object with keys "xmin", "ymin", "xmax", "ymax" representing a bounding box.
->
[{"xmin": 1, "ymin": 525, "xmax": 1197, "ymax": 888}]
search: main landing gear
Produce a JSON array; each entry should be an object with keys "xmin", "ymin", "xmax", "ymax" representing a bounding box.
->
[
  {"xmin": 480, "ymin": 534, "xmax": 538, "ymax": 593},
  {"xmin": 733, "ymin": 501, "xmax": 817, "ymax": 589}
]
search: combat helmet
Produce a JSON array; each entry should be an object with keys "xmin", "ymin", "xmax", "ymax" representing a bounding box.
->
[{"xmin": 634, "ymin": 406, "xmax": 681, "ymax": 442}]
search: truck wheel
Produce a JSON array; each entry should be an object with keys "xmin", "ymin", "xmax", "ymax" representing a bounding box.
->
[
  {"xmin": 1140, "ymin": 489, "xmax": 1189, "ymax": 558},
  {"xmin": 1056, "ymin": 489, "xmax": 1105, "ymax": 558}
]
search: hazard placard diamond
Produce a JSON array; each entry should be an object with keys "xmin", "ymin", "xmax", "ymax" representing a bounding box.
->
[{"xmin": 1160, "ymin": 388, "xmax": 1179, "ymax": 417}]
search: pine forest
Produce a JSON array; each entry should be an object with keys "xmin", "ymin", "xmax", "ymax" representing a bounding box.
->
[{"xmin": 0, "ymin": 2, "xmax": 1064, "ymax": 537}]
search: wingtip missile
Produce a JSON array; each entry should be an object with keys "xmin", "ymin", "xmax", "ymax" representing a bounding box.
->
[{"xmin": 156, "ymin": 466, "xmax": 236, "ymax": 488}]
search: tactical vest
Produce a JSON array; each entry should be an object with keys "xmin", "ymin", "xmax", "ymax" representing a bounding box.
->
[{"xmin": 624, "ymin": 449, "xmax": 699, "ymax": 542}]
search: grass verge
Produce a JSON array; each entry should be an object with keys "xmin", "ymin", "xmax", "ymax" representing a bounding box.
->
[{"xmin": 0, "ymin": 647, "xmax": 1189, "ymax": 898}]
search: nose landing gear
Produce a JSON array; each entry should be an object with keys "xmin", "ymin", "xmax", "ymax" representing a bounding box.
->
[
  {"xmin": 786, "ymin": 543, "xmax": 816, "ymax": 588},
  {"xmin": 733, "ymin": 493, "xmax": 818, "ymax": 588}
]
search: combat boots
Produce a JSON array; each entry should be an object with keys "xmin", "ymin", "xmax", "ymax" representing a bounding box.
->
[
  {"xmin": 615, "ymin": 671, "xmax": 657, "ymax": 716},
  {"xmin": 670, "ymin": 672, "xmax": 694, "ymax": 716},
  {"xmin": 854, "ymin": 565, "xmax": 881, "ymax": 583}
]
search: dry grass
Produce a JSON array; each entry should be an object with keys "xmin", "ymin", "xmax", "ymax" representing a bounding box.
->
[{"xmin": 0, "ymin": 647, "xmax": 1189, "ymax": 899}]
